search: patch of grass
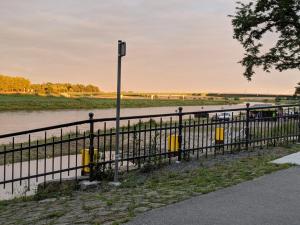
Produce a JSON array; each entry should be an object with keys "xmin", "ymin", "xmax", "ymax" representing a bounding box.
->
[
  {"xmin": 0, "ymin": 94, "xmax": 241, "ymax": 111},
  {"xmin": 1, "ymin": 145, "xmax": 299, "ymax": 225},
  {"xmin": 43, "ymin": 210, "xmax": 66, "ymax": 219},
  {"xmin": 95, "ymin": 193, "xmax": 119, "ymax": 207},
  {"xmin": 34, "ymin": 180, "xmax": 76, "ymax": 201},
  {"xmin": 106, "ymin": 199, "xmax": 113, "ymax": 206},
  {"xmin": 120, "ymin": 147, "xmax": 296, "ymax": 201}
]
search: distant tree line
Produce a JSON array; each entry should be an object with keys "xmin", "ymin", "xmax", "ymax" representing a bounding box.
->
[
  {"xmin": 0, "ymin": 74, "xmax": 100, "ymax": 94},
  {"xmin": 30, "ymin": 83, "xmax": 100, "ymax": 94},
  {"xmin": 0, "ymin": 75, "xmax": 31, "ymax": 92}
]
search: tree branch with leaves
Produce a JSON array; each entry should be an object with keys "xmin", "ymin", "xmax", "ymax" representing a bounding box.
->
[{"xmin": 230, "ymin": 0, "xmax": 300, "ymax": 80}]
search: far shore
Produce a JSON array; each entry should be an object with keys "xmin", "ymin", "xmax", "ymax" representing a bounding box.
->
[{"xmin": 0, "ymin": 94, "xmax": 248, "ymax": 112}]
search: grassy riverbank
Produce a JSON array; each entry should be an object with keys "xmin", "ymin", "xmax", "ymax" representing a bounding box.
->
[
  {"xmin": 0, "ymin": 94, "xmax": 241, "ymax": 111},
  {"xmin": 0, "ymin": 145, "xmax": 297, "ymax": 225}
]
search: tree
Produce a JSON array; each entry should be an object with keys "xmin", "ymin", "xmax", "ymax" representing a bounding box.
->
[
  {"xmin": 295, "ymin": 82, "xmax": 300, "ymax": 95},
  {"xmin": 0, "ymin": 74, "xmax": 30, "ymax": 92},
  {"xmin": 231, "ymin": 0, "xmax": 300, "ymax": 80}
]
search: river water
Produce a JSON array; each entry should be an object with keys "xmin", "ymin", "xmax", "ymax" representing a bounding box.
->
[{"xmin": 0, "ymin": 102, "xmax": 259, "ymax": 136}]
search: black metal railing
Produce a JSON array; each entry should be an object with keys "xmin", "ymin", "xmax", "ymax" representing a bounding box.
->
[{"xmin": 0, "ymin": 103, "xmax": 299, "ymax": 198}]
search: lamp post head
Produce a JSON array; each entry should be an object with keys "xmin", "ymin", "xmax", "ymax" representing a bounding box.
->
[{"xmin": 118, "ymin": 40, "xmax": 126, "ymax": 57}]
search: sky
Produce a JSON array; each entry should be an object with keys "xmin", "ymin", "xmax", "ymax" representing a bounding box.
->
[{"xmin": 0, "ymin": 0, "xmax": 299, "ymax": 94}]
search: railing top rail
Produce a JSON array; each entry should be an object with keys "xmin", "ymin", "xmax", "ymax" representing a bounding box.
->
[
  {"xmin": 248, "ymin": 104, "xmax": 300, "ymax": 110},
  {"xmin": 0, "ymin": 119, "xmax": 90, "ymax": 139},
  {"xmin": 0, "ymin": 103, "xmax": 299, "ymax": 139}
]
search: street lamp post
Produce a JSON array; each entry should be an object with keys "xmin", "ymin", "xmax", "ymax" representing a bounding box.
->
[{"xmin": 113, "ymin": 40, "xmax": 126, "ymax": 185}]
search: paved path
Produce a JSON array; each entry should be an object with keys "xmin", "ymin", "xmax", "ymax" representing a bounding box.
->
[
  {"xmin": 126, "ymin": 167, "xmax": 300, "ymax": 225},
  {"xmin": 273, "ymin": 151, "xmax": 300, "ymax": 165}
]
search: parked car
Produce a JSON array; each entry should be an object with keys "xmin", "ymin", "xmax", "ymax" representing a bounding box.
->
[
  {"xmin": 212, "ymin": 112, "xmax": 232, "ymax": 121},
  {"xmin": 249, "ymin": 104, "xmax": 278, "ymax": 121},
  {"xmin": 194, "ymin": 112, "xmax": 209, "ymax": 119},
  {"xmin": 283, "ymin": 109, "xmax": 299, "ymax": 119}
]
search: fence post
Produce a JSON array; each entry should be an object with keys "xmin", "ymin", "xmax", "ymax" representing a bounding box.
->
[
  {"xmin": 89, "ymin": 112, "xmax": 95, "ymax": 181},
  {"xmin": 245, "ymin": 103, "xmax": 250, "ymax": 151},
  {"xmin": 298, "ymin": 105, "xmax": 300, "ymax": 143},
  {"xmin": 177, "ymin": 107, "xmax": 183, "ymax": 162}
]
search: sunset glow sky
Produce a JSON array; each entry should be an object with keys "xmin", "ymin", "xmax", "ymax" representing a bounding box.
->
[{"xmin": 0, "ymin": 0, "xmax": 299, "ymax": 94}]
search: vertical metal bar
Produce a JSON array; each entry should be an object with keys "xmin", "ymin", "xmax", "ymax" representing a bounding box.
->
[
  {"xmin": 60, "ymin": 129, "xmax": 63, "ymax": 182},
  {"xmin": 193, "ymin": 120, "xmax": 196, "ymax": 154},
  {"xmin": 3, "ymin": 145, "xmax": 6, "ymax": 189},
  {"xmin": 270, "ymin": 111, "xmax": 274, "ymax": 146},
  {"xmin": 230, "ymin": 113, "xmax": 234, "ymax": 153},
  {"xmin": 127, "ymin": 120, "xmax": 130, "ymax": 171},
  {"xmin": 211, "ymin": 114, "xmax": 214, "ymax": 156},
  {"xmin": 67, "ymin": 133, "xmax": 71, "ymax": 176},
  {"xmin": 159, "ymin": 118, "xmax": 162, "ymax": 161},
  {"xmin": 121, "ymin": 127, "xmax": 125, "ymax": 166},
  {"xmin": 178, "ymin": 107, "xmax": 183, "ymax": 162},
  {"xmin": 274, "ymin": 109, "xmax": 277, "ymax": 145},
  {"xmin": 267, "ymin": 112, "xmax": 270, "ymax": 148},
  {"xmin": 286, "ymin": 107, "xmax": 289, "ymax": 142},
  {"xmin": 234, "ymin": 116, "xmax": 237, "ymax": 152},
  {"xmin": 109, "ymin": 128, "xmax": 112, "ymax": 169},
  {"xmin": 188, "ymin": 115, "xmax": 191, "ymax": 154},
  {"xmin": 35, "ymin": 140, "xmax": 39, "ymax": 182},
  {"xmin": 75, "ymin": 127, "xmax": 78, "ymax": 179},
  {"xmin": 164, "ymin": 122, "xmax": 167, "ymax": 158},
  {"xmin": 293, "ymin": 107, "xmax": 296, "ymax": 142},
  {"xmin": 183, "ymin": 120, "xmax": 187, "ymax": 152},
  {"xmin": 237, "ymin": 112, "xmax": 241, "ymax": 150},
  {"xmin": 298, "ymin": 106, "xmax": 300, "ymax": 142},
  {"xmin": 89, "ymin": 113, "xmax": 95, "ymax": 181},
  {"xmin": 154, "ymin": 122, "xmax": 158, "ymax": 162},
  {"xmin": 263, "ymin": 115, "xmax": 266, "ymax": 146},
  {"xmin": 205, "ymin": 117, "xmax": 209, "ymax": 158},
  {"xmin": 132, "ymin": 125, "xmax": 136, "ymax": 164},
  {"xmin": 252, "ymin": 113, "xmax": 255, "ymax": 148},
  {"xmin": 83, "ymin": 131, "xmax": 86, "ymax": 172},
  {"xmin": 169, "ymin": 117, "xmax": 173, "ymax": 163},
  {"xmin": 103, "ymin": 123, "xmax": 106, "ymax": 165},
  {"xmin": 260, "ymin": 114, "xmax": 263, "ymax": 148},
  {"xmin": 174, "ymin": 122, "xmax": 177, "ymax": 159},
  {"xmin": 28, "ymin": 135, "xmax": 31, "ymax": 189},
  {"xmin": 12, "ymin": 137, "xmax": 15, "ymax": 193},
  {"xmin": 279, "ymin": 111, "xmax": 283, "ymax": 144},
  {"xmin": 97, "ymin": 130, "xmax": 100, "ymax": 161},
  {"xmin": 288, "ymin": 107, "xmax": 291, "ymax": 141},
  {"xmin": 52, "ymin": 137, "xmax": 55, "ymax": 179},
  {"xmin": 138, "ymin": 120, "xmax": 142, "ymax": 166},
  {"xmin": 222, "ymin": 112, "xmax": 226, "ymax": 155},
  {"xmin": 20, "ymin": 143, "xmax": 22, "ymax": 185},
  {"xmin": 197, "ymin": 117, "xmax": 200, "ymax": 159},
  {"xmin": 201, "ymin": 119, "xmax": 204, "ymax": 154},
  {"xmin": 245, "ymin": 103, "xmax": 250, "ymax": 151},
  {"xmin": 149, "ymin": 118, "xmax": 152, "ymax": 160},
  {"xmin": 44, "ymin": 132, "xmax": 47, "ymax": 186},
  {"xmin": 144, "ymin": 122, "xmax": 147, "ymax": 162},
  {"xmin": 254, "ymin": 115, "xmax": 257, "ymax": 147},
  {"xmin": 226, "ymin": 113, "xmax": 230, "ymax": 152}
]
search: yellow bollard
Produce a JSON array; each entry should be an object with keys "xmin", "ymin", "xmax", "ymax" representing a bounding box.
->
[
  {"xmin": 81, "ymin": 149, "xmax": 99, "ymax": 175},
  {"xmin": 215, "ymin": 127, "xmax": 224, "ymax": 142},
  {"xmin": 167, "ymin": 135, "xmax": 179, "ymax": 153}
]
